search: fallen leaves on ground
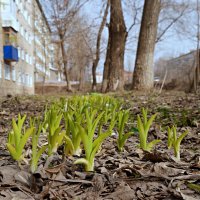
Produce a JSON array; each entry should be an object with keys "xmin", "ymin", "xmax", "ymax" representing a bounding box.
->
[{"xmin": 0, "ymin": 91, "xmax": 200, "ymax": 199}]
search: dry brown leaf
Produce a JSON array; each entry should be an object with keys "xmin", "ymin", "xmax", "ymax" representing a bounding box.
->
[
  {"xmin": 45, "ymin": 163, "xmax": 64, "ymax": 174},
  {"xmin": 0, "ymin": 165, "xmax": 20, "ymax": 185},
  {"xmin": 153, "ymin": 162, "xmax": 185, "ymax": 177},
  {"xmin": 14, "ymin": 171, "xmax": 31, "ymax": 187},
  {"xmin": 105, "ymin": 182, "xmax": 136, "ymax": 200},
  {"xmin": 176, "ymin": 188, "xmax": 200, "ymax": 200}
]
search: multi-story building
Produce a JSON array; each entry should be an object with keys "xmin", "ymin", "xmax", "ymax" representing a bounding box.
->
[
  {"xmin": 0, "ymin": 7, "xmax": 3, "ymax": 82},
  {"xmin": 0, "ymin": 0, "xmax": 53, "ymax": 95},
  {"xmin": 32, "ymin": 0, "xmax": 53, "ymax": 83}
]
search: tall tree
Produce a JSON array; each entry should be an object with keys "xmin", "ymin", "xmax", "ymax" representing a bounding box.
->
[
  {"xmin": 102, "ymin": 0, "xmax": 127, "ymax": 92},
  {"xmin": 132, "ymin": 0, "xmax": 161, "ymax": 90},
  {"xmin": 92, "ymin": 0, "xmax": 110, "ymax": 91},
  {"xmin": 192, "ymin": 0, "xmax": 200, "ymax": 93},
  {"xmin": 66, "ymin": 15, "xmax": 93, "ymax": 91},
  {"xmin": 48, "ymin": 0, "xmax": 88, "ymax": 91}
]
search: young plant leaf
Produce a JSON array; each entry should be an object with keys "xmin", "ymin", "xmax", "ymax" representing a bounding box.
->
[
  {"xmin": 137, "ymin": 108, "xmax": 159, "ymax": 151},
  {"xmin": 64, "ymin": 135, "xmax": 75, "ymax": 156},
  {"xmin": 6, "ymin": 115, "xmax": 34, "ymax": 165},
  {"xmin": 167, "ymin": 126, "xmax": 188, "ymax": 160},
  {"xmin": 74, "ymin": 110, "xmax": 110, "ymax": 171}
]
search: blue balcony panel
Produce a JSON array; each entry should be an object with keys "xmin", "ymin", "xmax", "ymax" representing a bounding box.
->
[{"xmin": 3, "ymin": 45, "xmax": 19, "ymax": 62}]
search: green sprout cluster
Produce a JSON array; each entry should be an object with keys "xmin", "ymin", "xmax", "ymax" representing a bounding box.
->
[
  {"xmin": 137, "ymin": 108, "xmax": 161, "ymax": 151},
  {"xmin": 6, "ymin": 95, "xmax": 188, "ymax": 173},
  {"xmin": 167, "ymin": 126, "xmax": 188, "ymax": 160}
]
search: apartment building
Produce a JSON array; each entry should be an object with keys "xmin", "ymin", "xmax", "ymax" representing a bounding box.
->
[
  {"xmin": 0, "ymin": 9, "xmax": 3, "ymax": 82},
  {"xmin": 32, "ymin": 0, "xmax": 53, "ymax": 83},
  {"xmin": 0, "ymin": 0, "xmax": 53, "ymax": 95}
]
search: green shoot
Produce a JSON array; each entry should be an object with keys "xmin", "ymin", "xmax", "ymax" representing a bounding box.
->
[
  {"xmin": 117, "ymin": 110, "xmax": 133, "ymax": 152},
  {"xmin": 137, "ymin": 108, "xmax": 160, "ymax": 151},
  {"xmin": 74, "ymin": 110, "xmax": 115, "ymax": 171},
  {"xmin": 30, "ymin": 118, "xmax": 48, "ymax": 173},
  {"xmin": 42, "ymin": 105, "xmax": 49, "ymax": 134},
  {"xmin": 62, "ymin": 95, "xmax": 121, "ymax": 156},
  {"xmin": 63, "ymin": 113, "xmax": 82, "ymax": 156},
  {"xmin": 64, "ymin": 135, "xmax": 75, "ymax": 156},
  {"xmin": 6, "ymin": 114, "xmax": 34, "ymax": 165},
  {"xmin": 167, "ymin": 126, "xmax": 188, "ymax": 160},
  {"xmin": 46, "ymin": 106, "xmax": 65, "ymax": 156}
]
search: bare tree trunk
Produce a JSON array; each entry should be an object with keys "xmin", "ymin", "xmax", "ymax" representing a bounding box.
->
[
  {"xmin": 102, "ymin": 0, "xmax": 127, "ymax": 92},
  {"xmin": 79, "ymin": 67, "xmax": 84, "ymax": 91},
  {"xmin": 193, "ymin": 50, "xmax": 200, "ymax": 93},
  {"xmin": 132, "ymin": 0, "xmax": 161, "ymax": 90},
  {"xmin": 102, "ymin": 33, "xmax": 111, "ymax": 93},
  {"xmin": 92, "ymin": 0, "xmax": 110, "ymax": 91},
  {"xmin": 193, "ymin": 0, "xmax": 200, "ymax": 93},
  {"xmin": 60, "ymin": 38, "xmax": 72, "ymax": 91}
]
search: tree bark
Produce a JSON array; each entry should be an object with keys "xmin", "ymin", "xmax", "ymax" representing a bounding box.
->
[
  {"xmin": 102, "ymin": 35, "xmax": 111, "ymax": 93},
  {"xmin": 193, "ymin": 0, "xmax": 200, "ymax": 93},
  {"xmin": 79, "ymin": 67, "xmax": 84, "ymax": 91},
  {"xmin": 92, "ymin": 0, "xmax": 110, "ymax": 91},
  {"xmin": 102, "ymin": 0, "xmax": 127, "ymax": 92},
  {"xmin": 60, "ymin": 37, "xmax": 72, "ymax": 91},
  {"xmin": 132, "ymin": 0, "xmax": 161, "ymax": 90}
]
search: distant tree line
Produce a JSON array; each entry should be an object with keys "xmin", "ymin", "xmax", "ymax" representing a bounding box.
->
[{"xmin": 43, "ymin": 0, "xmax": 199, "ymax": 93}]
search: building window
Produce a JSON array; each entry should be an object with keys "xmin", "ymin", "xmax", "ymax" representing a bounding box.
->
[
  {"xmin": 20, "ymin": 2, "xmax": 23, "ymax": 12},
  {"xmin": 21, "ymin": 49, "xmax": 24, "ymax": 60},
  {"xmin": 24, "ymin": 30, "xmax": 27, "ymax": 40},
  {"xmin": 19, "ymin": 25, "xmax": 22, "ymax": 35},
  {"xmin": 26, "ymin": 31, "xmax": 28, "ymax": 41},
  {"xmin": 1, "ymin": 1, "xmax": 8, "ymax": 10},
  {"xmin": 24, "ymin": 74, "xmax": 29, "ymax": 86},
  {"xmin": 4, "ymin": 64, "xmax": 10, "ymax": 80},
  {"xmin": 3, "ymin": 27, "xmax": 18, "ymax": 46},
  {"xmin": 18, "ymin": 71, "xmax": 22, "ymax": 84},
  {"xmin": 20, "ymin": 26, "xmax": 24, "ymax": 36},
  {"xmin": 29, "ymin": 75, "xmax": 33, "ymax": 86},
  {"xmin": 27, "ymin": 34, "xmax": 30, "ymax": 42},
  {"xmin": 18, "ymin": 47, "xmax": 21, "ymax": 58},
  {"xmin": 21, "ymin": 73, "xmax": 24, "ymax": 84},
  {"xmin": 12, "ymin": 67, "xmax": 16, "ymax": 81},
  {"xmin": 25, "ymin": 53, "xmax": 28, "ymax": 62},
  {"xmin": 28, "ymin": 15, "xmax": 31, "ymax": 25},
  {"xmin": 29, "ymin": 55, "xmax": 32, "ymax": 64},
  {"xmin": 24, "ymin": 10, "xmax": 27, "ymax": 20}
]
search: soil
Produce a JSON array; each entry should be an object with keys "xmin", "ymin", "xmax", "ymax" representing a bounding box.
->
[{"xmin": 0, "ymin": 90, "xmax": 200, "ymax": 200}]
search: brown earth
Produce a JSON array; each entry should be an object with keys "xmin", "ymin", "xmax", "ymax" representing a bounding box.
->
[{"xmin": 0, "ymin": 90, "xmax": 200, "ymax": 200}]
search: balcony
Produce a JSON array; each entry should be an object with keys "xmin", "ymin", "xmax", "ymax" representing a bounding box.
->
[
  {"xmin": 1, "ymin": 0, "xmax": 19, "ymax": 32},
  {"xmin": 4, "ymin": 45, "xmax": 19, "ymax": 62}
]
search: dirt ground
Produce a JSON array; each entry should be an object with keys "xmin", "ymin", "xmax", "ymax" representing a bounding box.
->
[{"xmin": 0, "ymin": 90, "xmax": 200, "ymax": 200}]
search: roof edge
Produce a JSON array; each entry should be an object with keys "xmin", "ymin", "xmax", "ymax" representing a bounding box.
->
[{"xmin": 35, "ymin": 0, "xmax": 51, "ymax": 33}]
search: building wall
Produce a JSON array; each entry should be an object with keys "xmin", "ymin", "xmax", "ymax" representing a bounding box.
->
[
  {"xmin": 166, "ymin": 52, "xmax": 194, "ymax": 86},
  {"xmin": 155, "ymin": 51, "xmax": 196, "ymax": 90},
  {"xmin": 16, "ymin": 0, "xmax": 34, "ymax": 94},
  {"xmin": 0, "ymin": 0, "xmax": 52, "ymax": 96},
  {"xmin": 33, "ymin": 0, "xmax": 52, "ymax": 83},
  {"xmin": 49, "ymin": 69, "xmax": 59, "ymax": 82}
]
